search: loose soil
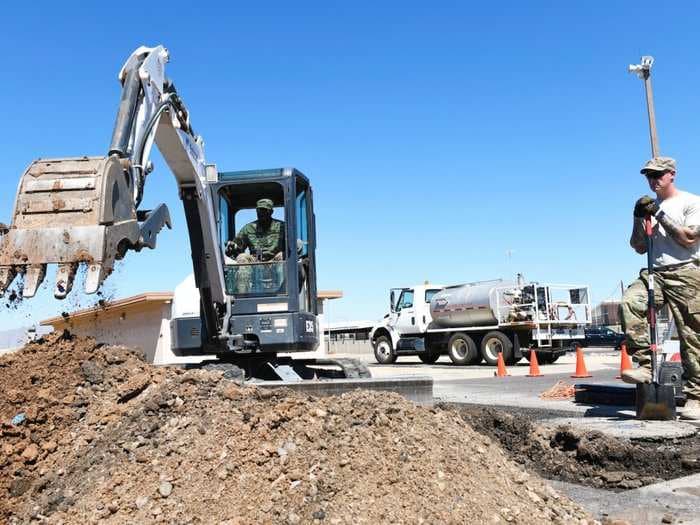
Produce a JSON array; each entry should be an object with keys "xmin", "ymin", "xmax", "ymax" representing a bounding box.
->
[
  {"xmin": 444, "ymin": 404, "xmax": 700, "ymax": 491},
  {"xmin": 0, "ymin": 333, "xmax": 593, "ymax": 524}
]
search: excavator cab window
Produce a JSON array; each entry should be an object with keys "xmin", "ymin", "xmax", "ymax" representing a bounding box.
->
[{"xmin": 218, "ymin": 181, "xmax": 288, "ymax": 297}]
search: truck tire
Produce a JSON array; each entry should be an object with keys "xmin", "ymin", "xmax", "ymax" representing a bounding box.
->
[
  {"xmin": 480, "ymin": 331, "xmax": 514, "ymax": 366},
  {"xmin": 373, "ymin": 336, "xmax": 396, "ymax": 364},
  {"xmin": 447, "ymin": 333, "xmax": 479, "ymax": 366},
  {"xmin": 524, "ymin": 351, "xmax": 560, "ymax": 365},
  {"xmin": 418, "ymin": 350, "xmax": 440, "ymax": 364}
]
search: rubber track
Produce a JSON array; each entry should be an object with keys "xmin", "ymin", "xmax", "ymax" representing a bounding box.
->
[{"xmin": 312, "ymin": 358, "xmax": 372, "ymax": 379}]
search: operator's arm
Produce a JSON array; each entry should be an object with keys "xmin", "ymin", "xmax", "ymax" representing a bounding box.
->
[
  {"xmin": 656, "ymin": 211, "xmax": 700, "ymax": 249},
  {"xmin": 227, "ymin": 227, "xmax": 250, "ymax": 257},
  {"xmin": 630, "ymin": 217, "xmax": 647, "ymax": 254}
]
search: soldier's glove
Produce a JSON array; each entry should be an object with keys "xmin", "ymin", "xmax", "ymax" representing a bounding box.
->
[{"xmin": 634, "ymin": 195, "xmax": 659, "ymax": 218}]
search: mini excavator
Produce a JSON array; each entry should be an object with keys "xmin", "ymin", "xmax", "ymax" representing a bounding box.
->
[{"xmin": 0, "ymin": 45, "xmax": 370, "ymax": 382}]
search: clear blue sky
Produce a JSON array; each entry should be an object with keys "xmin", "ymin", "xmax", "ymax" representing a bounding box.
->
[{"xmin": 2, "ymin": 2, "xmax": 700, "ymax": 328}]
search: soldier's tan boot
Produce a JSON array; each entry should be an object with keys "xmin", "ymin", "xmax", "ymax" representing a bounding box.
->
[
  {"xmin": 679, "ymin": 399, "xmax": 700, "ymax": 421},
  {"xmin": 621, "ymin": 366, "xmax": 652, "ymax": 385}
]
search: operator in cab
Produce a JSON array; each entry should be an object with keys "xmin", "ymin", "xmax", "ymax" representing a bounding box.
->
[
  {"xmin": 226, "ymin": 198, "xmax": 285, "ymax": 263},
  {"xmin": 620, "ymin": 157, "xmax": 700, "ymax": 421}
]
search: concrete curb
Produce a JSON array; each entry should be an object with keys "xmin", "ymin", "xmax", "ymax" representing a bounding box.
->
[{"xmin": 256, "ymin": 376, "xmax": 434, "ymax": 406}]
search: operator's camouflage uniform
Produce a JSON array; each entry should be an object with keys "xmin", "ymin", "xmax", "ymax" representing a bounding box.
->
[
  {"xmin": 227, "ymin": 217, "xmax": 285, "ymax": 294},
  {"xmin": 621, "ymin": 264, "xmax": 700, "ymax": 398}
]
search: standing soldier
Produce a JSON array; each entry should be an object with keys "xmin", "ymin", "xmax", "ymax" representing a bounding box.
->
[
  {"xmin": 620, "ymin": 157, "xmax": 700, "ymax": 420},
  {"xmin": 226, "ymin": 198, "xmax": 286, "ymax": 293}
]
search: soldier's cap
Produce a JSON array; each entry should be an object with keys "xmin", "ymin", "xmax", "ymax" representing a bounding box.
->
[
  {"xmin": 640, "ymin": 156, "xmax": 676, "ymax": 175},
  {"xmin": 256, "ymin": 198, "xmax": 274, "ymax": 210}
]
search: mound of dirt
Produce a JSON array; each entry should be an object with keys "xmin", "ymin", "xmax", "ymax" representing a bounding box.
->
[
  {"xmin": 0, "ymin": 333, "xmax": 591, "ymax": 524},
  {"xmin": 448, "ymin": 404, "xmax": 700, "ymax": 491}
]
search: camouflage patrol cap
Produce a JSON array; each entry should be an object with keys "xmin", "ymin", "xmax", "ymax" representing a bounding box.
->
[
  {"xmin": 640, "ymin": 156, "xmax": 676, "ymax": 174},
  {"xmin": 256, "ymin": 198, "xmax": 274, "ymax": 210}
]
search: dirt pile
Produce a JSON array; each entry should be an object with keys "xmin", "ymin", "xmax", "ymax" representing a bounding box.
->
[
  {"xmin": 1, "ymin": 334, "xmax": 591, "ymax": 524},
  {"xmin": 448, "ymin": 405, "xmax": 700, "ymax": 491}
]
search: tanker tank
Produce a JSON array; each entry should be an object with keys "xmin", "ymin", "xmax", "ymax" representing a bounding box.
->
[{"xmin": 429, "ymin": 279, "xmax": 533, "ymax": 328}]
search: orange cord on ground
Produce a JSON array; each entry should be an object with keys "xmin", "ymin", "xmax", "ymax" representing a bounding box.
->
[{"xmin": 539, "ymin": 380, "xmax": 576, "ymax": 400}]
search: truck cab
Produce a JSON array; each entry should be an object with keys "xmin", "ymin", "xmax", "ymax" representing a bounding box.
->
[{"xmin": 370, "ymin": 284, "xmax": 445, "ymax": 364}]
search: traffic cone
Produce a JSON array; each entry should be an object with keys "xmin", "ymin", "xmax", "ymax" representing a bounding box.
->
[
  {"xmin": 495, "ymin": 351, "xmax": 510, "ymax": 377},
  {"xmin": 616, "ymin": 342, "xmax": 633, "ymax": 379},
  {"xmin": 570, "ymin": 344, "xmax": 592, "ymax": 378},
  {"xmin": 526, "ymin": 349, "xmax": 542, "ymax": 377},
  {"xmin": 670, "ymin": 352, "xmax": 681, "ymax": 362}
]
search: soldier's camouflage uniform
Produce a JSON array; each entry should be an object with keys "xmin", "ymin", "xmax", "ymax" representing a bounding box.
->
[
  {"xmin": 227, "ymin": 217, "xmax": 285, "ymax": 294},
  {"xmin": 620, "ymin": 263, "xmax": 700, "ymax": 399}
]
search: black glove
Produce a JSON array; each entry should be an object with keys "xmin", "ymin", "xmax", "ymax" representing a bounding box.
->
[
  {"xmin": 634, "ymin": 196, "xmax": 659, "ymax": 218},
  {"xmin": 225, "ymin": 240, "xmax": 239, "ymax": 257}
]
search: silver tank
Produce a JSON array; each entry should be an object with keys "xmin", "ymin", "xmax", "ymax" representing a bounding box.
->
[{"xmin": 429, "ymin": 279, "xmax": 516, "ymax": 328}]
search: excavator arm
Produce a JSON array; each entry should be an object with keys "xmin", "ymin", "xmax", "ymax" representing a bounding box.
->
[{"xmin": 0, "ymin": 45, "xmax": 227, "ymax": 342}]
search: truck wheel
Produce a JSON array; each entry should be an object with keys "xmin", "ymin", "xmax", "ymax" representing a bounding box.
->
[
  {"xmin": 373, "ymin": 336, "xmax": 396, "ymax": 364},
  {"xmin": 447, "ymin": 333, "xmax": 479, "ymax": 365},
  {"xmin": 480, "ymin": 331, "xmax": 513, "ymax": 366},
  {"xmin": 525, "ymin": 351, "xmax": 559, "ymax": 365},
  {"xmin": 418, "ymin": 351, "xmax": 440, "ymax": 364}
]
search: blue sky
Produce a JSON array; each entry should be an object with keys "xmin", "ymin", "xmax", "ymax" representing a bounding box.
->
[{"xmin": 2, "ymin": 2, "xmax": 700, "ymax": 328}]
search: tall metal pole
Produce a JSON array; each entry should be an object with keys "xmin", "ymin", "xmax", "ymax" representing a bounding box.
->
[{"xmin": 629, "ymin": 56, "xmax": 660, "ymax": 157}]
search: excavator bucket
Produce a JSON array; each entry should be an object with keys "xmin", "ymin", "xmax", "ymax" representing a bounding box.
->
[{"xmin": 0, "ymin": 155, "xmax": 170, "ymax": 299}]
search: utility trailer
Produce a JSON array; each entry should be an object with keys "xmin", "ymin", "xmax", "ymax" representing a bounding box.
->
[{"xmin": 370, "ymin": 278, "xmax": 591, "ymax": 366}]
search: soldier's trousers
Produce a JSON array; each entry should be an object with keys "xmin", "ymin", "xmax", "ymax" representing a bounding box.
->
[{"xmin": 620, "ymin": 262, "xmax": 700, "ymax": 399}]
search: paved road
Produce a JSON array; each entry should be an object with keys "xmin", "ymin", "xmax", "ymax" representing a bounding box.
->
[{"xmin": 339, "ymin": 347, "xmax": 627, "ymax": 414}]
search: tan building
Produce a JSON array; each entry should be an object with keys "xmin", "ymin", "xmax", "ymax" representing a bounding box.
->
[{"xmin": 42, "ymin": 290, "xmax": 342, "ymax": 364}]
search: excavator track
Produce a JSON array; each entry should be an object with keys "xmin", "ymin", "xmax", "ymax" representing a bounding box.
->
[{"xmin": 308, "ymin": 357, "xmax": 372, "ymax": 379}]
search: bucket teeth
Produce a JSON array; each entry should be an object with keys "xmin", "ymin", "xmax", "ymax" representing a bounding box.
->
[
  {"xmin": 54, "ymin": 263, "xmax": 78, "ymax": 299},
  {"xmin": 84, "ymin": 263, "xmax": 109, "ymax": 295},
  {"xmin": 0, "ymin": 266, "xmax": 18, "ymax": 297},
  {"xmin": 23, "ymin": 264, "xmax": 47, "ymax": 298}
]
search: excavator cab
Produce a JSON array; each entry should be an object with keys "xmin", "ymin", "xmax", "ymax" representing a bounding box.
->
[{"xmin": 212, "ymin": 168, "xmax": 319, "ymax": 353}]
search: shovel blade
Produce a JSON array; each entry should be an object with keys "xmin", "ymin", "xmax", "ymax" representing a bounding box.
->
[{"xmin": 636, "ymin": 383, "xmax": 677, "ymax": 420}]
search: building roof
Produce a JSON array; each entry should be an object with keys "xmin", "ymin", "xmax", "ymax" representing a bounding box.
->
[
  {"xmin": 41, "ymin": 292, "xmax": 174, "ymax": 327},
  {"xmin": 318, "ymin": 290, "xmax": 343, "ymax": 300},
  {"xmin": 42, "ymin": 290, "xmax": 343, "ymax": 327},
  {"xmin": 326, "ymin": 320, "xmax": 376, "ymax": 331}
]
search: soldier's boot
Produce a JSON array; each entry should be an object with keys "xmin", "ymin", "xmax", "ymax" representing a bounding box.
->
[
  {"xmin": 621, "ymin": 366, "xmax": 652, "ymax": 385},
  {"xmin": 679, "ymin": 399, "xmax": 700, "ymax": 421}
]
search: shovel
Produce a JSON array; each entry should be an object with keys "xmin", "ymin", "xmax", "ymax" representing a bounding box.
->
[
  {"xmin": 628, "ymin": 56, "xmax": 676, "ymax": 420},
  {"xmin": 635, "ymin": 216, "xmax": 676, "ymax": 420}
]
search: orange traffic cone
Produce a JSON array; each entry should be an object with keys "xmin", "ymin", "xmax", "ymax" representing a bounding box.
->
[
  {"xmin": 495, "ymin": 351, "xmax": 510, "ymax": 377},
  {"xmin": 570, "ymin": 344, "xmax": 592, "ymax": 378},
  {"xmin": 616, "ymin": 342, "xmax": 633, "ymax": 379},
  {"xmin": 527, "ymin": 349, "xmax": 542, "ymax": 377},
  {"xmin": 670, "ymin": 352, "xmax": 681, "ymax": 362}
]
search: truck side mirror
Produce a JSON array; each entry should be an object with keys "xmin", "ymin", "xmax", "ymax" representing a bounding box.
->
[{"xmin": 390, "ymin": 291, "xmax": 396, "ymax": 312}]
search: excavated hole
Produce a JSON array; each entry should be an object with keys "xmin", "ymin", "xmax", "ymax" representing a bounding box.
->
[{"xmin": 442, "ymin": 403, "xmax": 700, "ymax": 491}]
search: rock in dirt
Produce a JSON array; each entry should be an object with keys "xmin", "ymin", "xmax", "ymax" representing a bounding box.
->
[
  {"xmin": 0, "ymin": 333, "xmax": 591, "ymax": 524},
  {"xmin": 158, "ymin": 481, "xmax": 173, "ymax": 498},
  {"xmin": 20, "ymin": 444, "xmax": 39, "ymax": 463},
  {"xmin": 117, "ymin": 373, "xmax": 151, "ymax": 402}
]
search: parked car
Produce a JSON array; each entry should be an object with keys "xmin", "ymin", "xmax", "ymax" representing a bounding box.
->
[{"xmin": 583, "ymin": 327, "xmax": 625, "ymax": 349}]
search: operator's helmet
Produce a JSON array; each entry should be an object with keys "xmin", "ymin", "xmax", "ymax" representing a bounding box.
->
[{"xmin": 256, "ymin": 198, "xmax": 274, "ymax": 210}]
